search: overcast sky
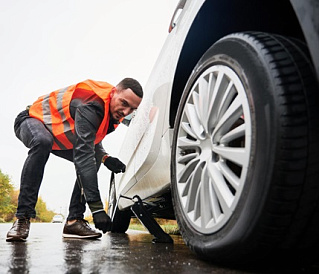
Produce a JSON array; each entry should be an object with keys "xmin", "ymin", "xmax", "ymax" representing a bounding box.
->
[{"xmin": 0, "ymin": 0, "xmax": 179, "ymax": 216}]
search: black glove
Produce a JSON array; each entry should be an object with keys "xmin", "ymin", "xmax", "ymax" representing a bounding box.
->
[
  {"xmin": 104, "ymin": 156, "xmax": 126, "ymax": 173},
  {"xmin": 92, "ymin": 211, "xmax": 112, "ymax": 233}
]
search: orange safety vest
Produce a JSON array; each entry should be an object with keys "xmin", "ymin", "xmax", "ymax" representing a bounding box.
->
[{"xmin": 29, "ymin": 79, "xmax": 115, "ymax": 150}]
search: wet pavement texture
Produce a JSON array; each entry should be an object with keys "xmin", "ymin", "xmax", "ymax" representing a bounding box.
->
[
  {"xmin": 1, "ymin": 223, "xmax": 319, "ymax": 273},
  {"xmin": 0, "ymin": 223, "xmax": 244, "ymax": 273}
]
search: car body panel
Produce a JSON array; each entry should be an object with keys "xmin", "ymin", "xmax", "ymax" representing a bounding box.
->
[
  {"xmin": 115, "ymin": 0, "xmax": 319, "ymax": 210},
  {"xmin": 116, "ymin": 0, "xmax": 205, "ymax": 209},
  {"xmin": 290, "ymin": 0, "xmax": 319, "ymax": 81}
]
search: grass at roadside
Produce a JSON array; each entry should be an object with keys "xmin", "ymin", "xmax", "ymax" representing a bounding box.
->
[{"xmin": 129, "ymin": 218, "xmax": 180, "ymax": 235}]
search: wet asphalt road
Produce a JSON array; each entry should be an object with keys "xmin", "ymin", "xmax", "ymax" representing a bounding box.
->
[
  {"xmin": 0, "ymin": 223, "xmax": 245, "ymax": 274},
  {"xmin": 1, "ymin": 223, "xmax": 318, "ymax": 273}
]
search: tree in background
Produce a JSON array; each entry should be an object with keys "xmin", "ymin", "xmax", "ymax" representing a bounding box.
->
[
  {"xmin": 34, "ymin": 196, "xmax": 55, "ymax": 222},
  {"xmin": 0, "ymin": 169, "xmax": 57, "ymax": 222},
  {"xmin": 4, "ymin": 189, "xmax": 19, "ymax": 221},
  {"xmin": 0, "ymin": 169, "xmax": 15, "ymax": 222}
]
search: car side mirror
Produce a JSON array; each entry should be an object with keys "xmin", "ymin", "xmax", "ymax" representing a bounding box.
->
[{"xmin": 122, "ymin": 111, "xmax": 135, "ymax": 126}]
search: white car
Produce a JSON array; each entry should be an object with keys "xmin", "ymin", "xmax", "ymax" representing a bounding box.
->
[
  {"xmin": 52, "ymin": 214, "xmax": 64, "ymax": 223},
  {"xmin": 108, "ymin": 0, "xmax": 319, "ymax": 267}
]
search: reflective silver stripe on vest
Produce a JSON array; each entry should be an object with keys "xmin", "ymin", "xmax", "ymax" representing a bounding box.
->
[
  {"xmin": 56, "ymin": 87, "xmax": 75, "ymax": 147},
  {"xmin": 41, "ymin": 87, "xmax": 74, "ymax": 150},
  {"xmin": 41, "ymin": 93, "xmax": 67, "ymax": 150}
]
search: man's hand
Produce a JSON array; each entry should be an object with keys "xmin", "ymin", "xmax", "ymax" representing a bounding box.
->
[
  {"xmin": 92, "ymin": 211, "xmax": 112, "ymax": 233},
  {"xmin": 103, "ymin": 156, "xmax": 126, "ymax": 173}
]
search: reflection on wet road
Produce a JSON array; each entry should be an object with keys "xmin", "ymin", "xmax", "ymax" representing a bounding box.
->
[{"xmin": 0, "ymin": 223, "xmax": 242, "ymax": 273}]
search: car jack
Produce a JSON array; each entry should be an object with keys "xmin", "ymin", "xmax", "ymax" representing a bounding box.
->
[{"xmin": 130, "ymin": 195, "xmax": 173, "ymax": 244}]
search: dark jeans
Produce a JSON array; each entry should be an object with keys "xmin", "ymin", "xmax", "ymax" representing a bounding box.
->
[{"xmin": 14, "ymin": 110, "xmax": 103, "ymax": 220}]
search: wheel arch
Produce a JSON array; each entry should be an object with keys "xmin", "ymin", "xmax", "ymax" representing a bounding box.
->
[{"xmin": 169, "ymin": 0, "xmax": 307, "ymax": 128}]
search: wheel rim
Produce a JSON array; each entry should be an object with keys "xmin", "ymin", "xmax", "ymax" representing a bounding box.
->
[{"xmin": 175, "ymin": 64, "xmax": 252, "ymax": 234}]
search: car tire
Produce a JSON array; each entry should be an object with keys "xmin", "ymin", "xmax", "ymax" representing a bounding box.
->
[
  {"xmin": 171, "ymin": 32, "xmax": 319, "ymax": 266},
  {"xmin": 107, "ymin": 174, "xmax": 131, "ymax": 233}
]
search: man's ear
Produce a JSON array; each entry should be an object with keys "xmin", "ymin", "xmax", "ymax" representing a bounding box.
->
[{"xmin": 110, "ymin": 87, "xmax": 117, "ymax": 98}]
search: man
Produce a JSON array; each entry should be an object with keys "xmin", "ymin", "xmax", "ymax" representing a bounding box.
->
[{"xmin": 6, "ymin": 78, "xmax": 143, "ymax": 241}]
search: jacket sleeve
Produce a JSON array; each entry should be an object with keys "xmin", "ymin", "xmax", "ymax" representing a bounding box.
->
[
  {"xmin": 73, "ymin": 101, "xmax": 105, "ymax": 203},
  {"xmin": 95, "ymin": 142, "xmax": 107, "ymax": 157}
]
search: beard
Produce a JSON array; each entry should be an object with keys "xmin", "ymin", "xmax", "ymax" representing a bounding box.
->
[{"xmin": 111, "ymin": 111, "xmax": 124, "ymax": 121}]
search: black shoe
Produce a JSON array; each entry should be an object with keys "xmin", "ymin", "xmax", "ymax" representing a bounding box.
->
[
  {"xmin": 62, "ymin": 219, "xmax": 102, "ymax": 239},
  {"xmin": 6, "ymin": 218, "xmax": 30, "ymax": 242}
]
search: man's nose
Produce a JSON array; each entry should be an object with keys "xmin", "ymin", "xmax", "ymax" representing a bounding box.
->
[{"xmin": 123, "ymin": 108, "xmax": 131, "ymax": 116}]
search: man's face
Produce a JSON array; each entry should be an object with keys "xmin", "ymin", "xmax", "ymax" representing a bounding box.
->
[{"xmin": 109, "ymin": 88, "xmax": 142, "ymax": 121}]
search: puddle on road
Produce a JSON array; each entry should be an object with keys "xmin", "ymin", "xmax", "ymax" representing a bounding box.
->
[{"xmin": 0, "ymin": 224, "xmax": 244, "ymax": 273}]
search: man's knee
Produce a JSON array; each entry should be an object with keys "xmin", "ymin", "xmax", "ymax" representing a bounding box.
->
[
  {"xmin": 32, "ymin": 134, "xmax": 53, "ymax": 152},
  {"xmin": 18, "ymin": 118, "xmax": 54, "ymax": 151}
]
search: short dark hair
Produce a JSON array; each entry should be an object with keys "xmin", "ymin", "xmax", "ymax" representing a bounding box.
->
[{"xmin": 117, "ymin": 78, "xmax": 143, "ymax": 98}]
